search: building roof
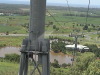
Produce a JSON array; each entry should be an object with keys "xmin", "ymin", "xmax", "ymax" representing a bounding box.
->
[
  {"xmin": 0, "ymin": 13, "xmax": 4, "ymax": 15},
  {"xmin": 65, "ymin": 44, "xmax": 89, "ymax": 50}
]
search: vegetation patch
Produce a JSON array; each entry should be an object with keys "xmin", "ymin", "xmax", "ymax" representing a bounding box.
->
[{"xmin": 0, "ymin": 36, "xmax": 25, "ymax": 47}]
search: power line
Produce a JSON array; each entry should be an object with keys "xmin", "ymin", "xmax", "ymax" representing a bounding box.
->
[
  {"xmin": 66, "ymin": 0, "xmax": 72, "ymax": 17},
  {"xmin": 65, "ymin": 0, "xmax": 74, "ymax": 22},
  {"xmin": 47, "ymin": 0, "xmax": 75, "ymax": 24},
  {"xmin": 85, "ymin": 0, "xmax": 91, "ymax": 25},
  {"xmin": 46, "ymin": 10, "xmax": 61, "ymax": 26}
]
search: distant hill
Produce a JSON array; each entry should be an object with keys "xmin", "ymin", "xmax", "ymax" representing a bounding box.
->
[
  {"xmin": 0, "ymin": 3, "xmax": 100, "ymax": 16},
  {"xmin": 0, "ymin": 3, "xmax": 29, "ymax": 15},
  {"xmin": 0, "ymin": 3, "xmax": 29, "ymax": 10},
  {"xmin": 0, "ymin": 1, "xmax": 100, "ymax": 8}
]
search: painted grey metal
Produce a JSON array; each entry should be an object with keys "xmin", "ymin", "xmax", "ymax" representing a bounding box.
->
[
  {"xmin": 19, "ymin": 40, "xmax": 50, "ymax": 75},
  {"xmin": 29, "ymin": 0, "xmax": 46, "ymax": 51},
  {"xmin": 19, "ymin": 39, "xmax": 29, "ymax": 75},
  {"xmin": 30, "ymin": 58, "xmax": 41, "ymax": 75},
  {"xmin": 74, "ymin": 36, "xmax": 77, "ymax": 56},
  {"xmin": 23, "ymin": 55, "xmax": 28, "ymax": 75},
  {"xmin": 42, "ymin": 39, "xmax": 50, "ymax": 75},
  {"xmin": 19, "ymin": 53, "xmax": 25, "ymax": 75},
  {"xmin": 19, "ymin": 0, "xmax": 50, "ymax": 75}
]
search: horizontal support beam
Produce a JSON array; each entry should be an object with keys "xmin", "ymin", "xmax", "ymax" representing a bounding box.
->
[{"xmin": 20, "ymin": 51, "xmax": 49, "ymax": 55}]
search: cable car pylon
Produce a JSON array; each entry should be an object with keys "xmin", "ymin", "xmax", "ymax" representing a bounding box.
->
[{"xmin": 18, "ymin": 0, "xmax": 50, "ymax": 75}]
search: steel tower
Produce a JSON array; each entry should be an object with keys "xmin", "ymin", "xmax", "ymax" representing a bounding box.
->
[{"xmin": 18, "ymin": 0, "xmax": 50, "ymax": 75}]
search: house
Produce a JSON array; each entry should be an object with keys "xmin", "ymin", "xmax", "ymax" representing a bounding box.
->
[
  {"xmin": 65, "ymin": 44, "xmax": 89, "ymax": 52},
  {"xmin": 0, "ymin": 13, "xmax": 4, "ymax": 15}
]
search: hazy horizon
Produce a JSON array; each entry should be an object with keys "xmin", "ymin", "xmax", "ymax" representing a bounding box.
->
[
  {"xmin": 0, "ymin": 0, "xmax": 100, "ymax": 5},
  {"xmin": 0, "ymin": 0, "xmax": 100, "ymax": 8}
]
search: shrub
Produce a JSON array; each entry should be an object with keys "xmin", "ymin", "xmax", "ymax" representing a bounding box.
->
[
  {"xmin": 84, "ymin": 44, "xmax": 100, "ymax": 57},
  {"xmin": 53, "ymin": 25, "xmax": 56, "ymax": 29},
  {"xmin": 62, "ymin": 63, "xmax": 68, "ymax": 68},
  {"xmin": 83, "ymin": 25, "xmax": 88, "ymax": 30},
  {"xmin": 4, "ymin": 53, "xmax": 20, "ymax": 63},
  {"xmin": 51, "ymin": 40, "xmax": 66, "ymax": 53},
  {"xmin": 0, "ymin": 44, "xmax": 6, "ymax": 47},
  {"xmin": 51, "ymin": 59, "xmax": 60, "ymax": 68}
]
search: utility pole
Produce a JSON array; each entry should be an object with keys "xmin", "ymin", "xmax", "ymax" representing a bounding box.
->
[
  {"xmin": 74, "ymin": 36, "xmax": 78, "ymax": 56},
  {"xmin": 18, "ymin": 0, "xmax": 50, "ymax": 75},
  {"xmin": 70, "ymin": 34, "xmax": 82, "ymax": 63}
]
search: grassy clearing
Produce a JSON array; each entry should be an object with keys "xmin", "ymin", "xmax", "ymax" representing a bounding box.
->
[
  {"xmin": 0, "ymin": 36, "xmax": 25, "ymax": 47},
  {"xmin": 0, "ymin": 62, "xmax": 19, "ymax": 75},
  {"xmin": 0, "ymin": 61, "xmax": 70, "ymax": 75},
  {"xmin": 50, "ymin": 67, "xmax": 69, "ymax": 75},
  {"xmin": 0, "ymin": 25, "xmax": 28, "ymax": 34},
  {"xmin": 0, "ymin": 25, "xmax": 20, "ymax": 33},
  {"xmin": 0, "ymin": 16, "xmax": 29, "ymax": 34}
]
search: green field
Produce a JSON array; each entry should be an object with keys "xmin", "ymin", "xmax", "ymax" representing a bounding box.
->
[
  {"xmin": 0, "ymin": 6, "xmax": 100, "ymax": 34},
  {"xmin": 0, "ymin": 62, "xmax": 19, "ymax": 75},
  {"xmin": 0, "ymin": 36, "xmax": 25, "ymax": 47}
]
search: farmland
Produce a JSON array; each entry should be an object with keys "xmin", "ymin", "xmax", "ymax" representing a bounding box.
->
[
  {"xmin": 0, "ymin": 5, "xmax": 100, "ymax": 47},
  {"xmin": 0, "ymin": 5, "xmax": 100, "ymax": 34}
]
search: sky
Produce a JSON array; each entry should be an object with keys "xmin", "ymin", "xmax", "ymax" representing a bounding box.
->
[
  {"xmin": 49, "ymin": 0, "xmax": 100, "ymax": 5},
  {"xmin": 0, "ymin": 0, "xmax": 100, "ymax": 6}
]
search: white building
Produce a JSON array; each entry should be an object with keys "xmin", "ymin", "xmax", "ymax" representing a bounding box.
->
[
  {"xmin": 0, "ymin": 13, "xmax": 4, "ymax": 15},
  {"xmin": 65, "ymin": 44, "xmax": 89, "ymax": 52}
]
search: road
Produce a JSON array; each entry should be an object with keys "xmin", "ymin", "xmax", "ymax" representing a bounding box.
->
[
  {"xmin": 0, "ymin": 31, "xmax": 99, "ymax": 42},
  {"xmin": 0, "ymin": 33, "xmax": 69, "ymax": 37}
]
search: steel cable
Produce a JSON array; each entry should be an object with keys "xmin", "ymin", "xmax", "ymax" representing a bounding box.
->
[
  {"xmin": 85, "ymin": 0, "xmax": 91, "ymax": 25},
  {"xmin": 46, "ymin": 10, "xmax": 61, "ymax": 26},
  {"xmin": 65, "ymin": 0, "xmax": 74, "ymax": 22}
]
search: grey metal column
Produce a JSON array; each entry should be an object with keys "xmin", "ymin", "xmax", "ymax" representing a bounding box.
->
[
  {"xmin": 74, "ymin": 36, "xmax": 77, "ymax": 56},
  {"xmin": 19, "ymin": 39, "xmax": 29, "ymax": 75},
  {"xmin": 19, "ymin": 53, "xmax": 26, "ymax": 75},
  {"xmin": 42, "ymin": 39, "xmax": 50, "ymax": 75},
  {"xmin": 30, "ymin": 0, "xmax": 50, "ymax": 75},
  {"xmin": 19, "ymin": 0, "xmax": 50, "ymax": 75},
  {"xmin": 29, "ymin": 0, "xmax": 46, "ymax": 51},
  {"xmin": 23, "ymin": 55, "xmax": 28, "ymax": 75}
]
